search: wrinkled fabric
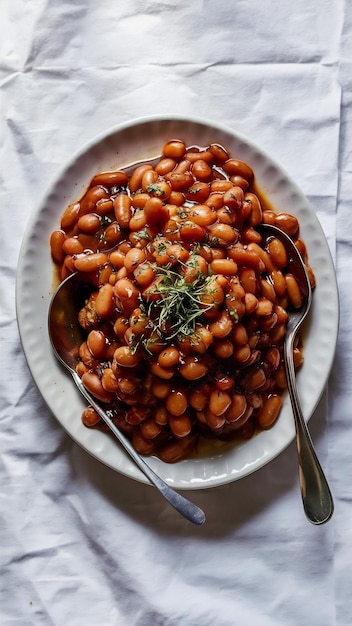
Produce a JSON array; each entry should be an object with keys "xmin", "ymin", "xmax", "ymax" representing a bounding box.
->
[{"xmin": 1, "ymin": 1, "xmax": 351, "ymax": 625}]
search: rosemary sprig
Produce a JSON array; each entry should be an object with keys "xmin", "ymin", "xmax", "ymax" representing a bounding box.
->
[{"xmin": 139, "ymin": 265, "xmax": 218, "ymax": 347}]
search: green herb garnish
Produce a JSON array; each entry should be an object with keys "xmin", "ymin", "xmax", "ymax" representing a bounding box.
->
[
  {"xmin": 146, "ymin": 183, "xmax": 165, "ymax": 197},
  {"xmin": 140, "ymin": 266, "xmax": 218, "ymax": 346}
]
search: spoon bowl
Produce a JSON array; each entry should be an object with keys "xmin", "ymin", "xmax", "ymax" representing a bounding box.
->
[
  {"xmin": 257, "ymin": 223, "xmax": 334, "ymax": 524},
  {"xmin": 48, "ymin": 273, "xmax": 206, "ymax": 525}
]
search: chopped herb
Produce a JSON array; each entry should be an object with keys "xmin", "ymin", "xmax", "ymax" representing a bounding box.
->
[
  {"xmin": 229, "ymin": 310, "xmax": 239, "ymax": 321},
  {"xmin": 155, "ymin": 239, "xmax": 168, "ymax": 255},
  {"xmin": 178, "ymin": 207, "xmax": 188, "ymax": 219},
  {"xmin": 135, "ymin": 228, "xmax": 152, "ymax": 241},
  {"xmin": 146, "ymin": 183, "xmax": 165, "ymax": 197},
  {"xmin": 100, "ymin": 215, "xmax": 112, "ymax": 228}
]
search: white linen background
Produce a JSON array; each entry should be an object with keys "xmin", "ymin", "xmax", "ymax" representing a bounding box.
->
[{"xmin": 1, "ymin": 1, "xmax": 351, "ymax": 625}]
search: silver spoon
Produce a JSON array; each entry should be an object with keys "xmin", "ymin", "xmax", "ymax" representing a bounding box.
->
[
  {"xmin": 48, "ymin": 273, "xmax": 205, "ymax": 525},
  {"xmin": 257, "ymin": 223, "xmax": 334, "ymax": 524}
]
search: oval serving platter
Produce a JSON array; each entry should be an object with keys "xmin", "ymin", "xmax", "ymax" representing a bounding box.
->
[{"xmin": 16, "ymin": 115, "xmax": 339, "ymax": 489}]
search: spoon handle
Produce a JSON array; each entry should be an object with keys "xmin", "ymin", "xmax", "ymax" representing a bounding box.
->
[
  {"xmin": 284, "ymin": 336, "xmax": 334, "ymax": 524},
  {"xmin": 72, "ymin": 372, "xmax": 205, "ymax": 525}
]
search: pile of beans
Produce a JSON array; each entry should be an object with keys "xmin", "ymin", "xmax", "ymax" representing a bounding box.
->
[{"xmin": 50, "ymin": 139, "xmax": 315, "ymax": 463}]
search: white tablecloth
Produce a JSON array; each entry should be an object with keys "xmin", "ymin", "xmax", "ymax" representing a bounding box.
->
[{"xmin": 1, "ymin": 2, "xmax": 351, "ymax": 625}]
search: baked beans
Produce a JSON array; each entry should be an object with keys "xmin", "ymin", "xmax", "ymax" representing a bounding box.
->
[{"xmin": 50, "ymin": 139, "xmax": 315, "ymax": 463}]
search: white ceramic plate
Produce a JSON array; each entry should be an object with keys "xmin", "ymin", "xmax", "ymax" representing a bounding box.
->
[{"xmin": 16, "ymin": 115, "xmax": 339, "ymax": 490}]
